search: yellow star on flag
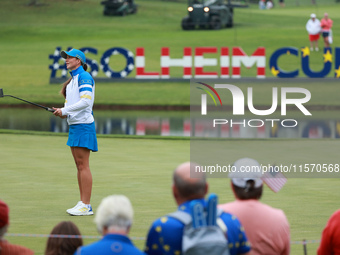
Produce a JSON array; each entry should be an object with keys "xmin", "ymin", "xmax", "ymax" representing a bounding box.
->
[
  {"xmin": 160, "ymin": 217, "xmax": 168, "ymax": 223},
  {"xmin": 271, "ymin": 66, "xmax": 280, "ymax": 77},
  {"xmin": 301, "ymin": 47, "xmax": 310, "ymax": 57},
  {"xmin": 335, "ymin": 67, "xmax": 340, "ymax": 78},
  {"xmin": 323, "ymin": 50, "xmax": 332, "ymax": 63},
  {"xmin": 286, "ymin": 50, "xmax": 291, "ymax": 55}
]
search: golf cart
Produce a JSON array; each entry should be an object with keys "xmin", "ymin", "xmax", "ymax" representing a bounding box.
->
[
  {"xmin": 181, "ymin": 0, "xmax": 247, "ymax": 30},
  {"xmin": 101, "ymin": 0, "xmax": 137, "ymax": 16}
]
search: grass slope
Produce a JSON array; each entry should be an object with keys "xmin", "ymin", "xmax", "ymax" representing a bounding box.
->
[{"xmin": 0, "ymin": 0, "xmax": 339, "ymax": 106}]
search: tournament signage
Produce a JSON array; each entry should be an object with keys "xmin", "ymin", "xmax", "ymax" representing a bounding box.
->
[{"xmin": 49, "ymin": 46, "xmax": 340, "ymax": 82}]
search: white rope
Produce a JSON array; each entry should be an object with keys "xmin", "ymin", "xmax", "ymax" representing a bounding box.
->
[{"xmin": 5, "ymin": 233, "xmax": 320, "ymax": 244}]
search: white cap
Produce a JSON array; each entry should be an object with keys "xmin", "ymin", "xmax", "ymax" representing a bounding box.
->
[
  {"xmin": 229, "ymin": 158, "xmax": 263, "ymax": 188},
  {"xmin": 310, "ymin": 13, "xmax": 316, "ymax": 18}
]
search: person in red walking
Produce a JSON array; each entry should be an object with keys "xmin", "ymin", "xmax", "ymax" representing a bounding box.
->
[
  {"xmin": 321, "ymin": 12, "xmax": 333, "ymax": 48},
  {"xmin": 0, "ymin": 200, "xmax": 34, "ymax": 255}
]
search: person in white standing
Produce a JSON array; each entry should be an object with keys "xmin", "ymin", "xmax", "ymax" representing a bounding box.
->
[{"xmin": 306, "ymin": 13, "xmax": 321, "ymax": 51}]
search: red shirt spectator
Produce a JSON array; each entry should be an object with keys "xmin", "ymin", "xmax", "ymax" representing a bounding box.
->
[
  {"xmin": 318, "ymin": 209, "xmax": 340, "ymax": 255},
  {"xmin": 0, "ymin": 200, "xmax": 34, "ymax": 255},
  {"xmin": 320, "ymin": 13, "xmax": 333, "ymax": 47},
  {"xmin": 321, "ymin": 13, "xmax": 333, "ymax": 32},
  {"xmin": 0, "ymin": 240, "xmax": 34, "ymax": 255}
]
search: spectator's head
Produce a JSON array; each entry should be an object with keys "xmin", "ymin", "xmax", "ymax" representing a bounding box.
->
[
  {"xmin": 94, "ymin": 195, "xmax": 133, "ymax": 236},
  {"xmin": 45, "ymin": 221, "xmax": 83, "ymax": 255},
  {"xmin": 324, "ymin": 12, "xmax": 329, "ymax": 18},
  {"xmin": 310, "ymin": 13, "xmax": 316, "ymax": 19},
  {"xmin": 229, "ymin": 158, "xmax": 263, "ymax": 200},
  {"xmin": 172, "ymin": 162, "xmax": 208, "ymax": 205},
  {"xmin": 0, "ymin": 200, "xmax": 9, "ymax": 239}
]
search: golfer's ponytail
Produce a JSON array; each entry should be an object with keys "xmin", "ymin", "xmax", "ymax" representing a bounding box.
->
[{"xmin": 60, "ymin": 77, "xmax": 72, "ymax": 99}]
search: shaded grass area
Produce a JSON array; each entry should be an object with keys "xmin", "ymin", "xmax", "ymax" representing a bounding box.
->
[{"xmin": 1, "ymin": 131, "xmax": 340, "ymax": 254}]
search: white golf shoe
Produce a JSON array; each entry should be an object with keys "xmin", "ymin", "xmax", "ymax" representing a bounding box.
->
[
  {"xmin": 67, "ymin": 201, "xmax": 93, "ymax": 216},
  {"xmin": 66, "ymin": 201, "xmax": 83, "ymax": 214}
]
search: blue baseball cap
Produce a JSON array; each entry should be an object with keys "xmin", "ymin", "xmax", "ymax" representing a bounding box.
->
[{"xmin": 61, "ymin": 49, "xmax": 88, "ymax": 70}]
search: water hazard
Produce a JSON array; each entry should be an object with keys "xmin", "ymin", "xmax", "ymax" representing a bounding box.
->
[{"xmin": 0, "ymin": 108, "xmax": 339, "ymax": 139}]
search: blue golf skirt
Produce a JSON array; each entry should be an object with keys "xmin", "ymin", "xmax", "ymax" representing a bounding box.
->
[{"xmin": 67, "ymin": 122, "xmax": 98, "ymax": 152}]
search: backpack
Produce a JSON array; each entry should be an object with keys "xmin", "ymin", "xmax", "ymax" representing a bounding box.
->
[{"xmin": 168, "ymin": 194, "xmax": 230, "ymax": 255}]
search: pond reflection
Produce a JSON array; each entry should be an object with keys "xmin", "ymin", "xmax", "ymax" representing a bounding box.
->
[
  {"xmin": 0, "ymin": 108, "xmax": 190, "ymax": 136},
  {"xmin": 1, "ymin": 108, "xmax": 340, "ymax": 139}
]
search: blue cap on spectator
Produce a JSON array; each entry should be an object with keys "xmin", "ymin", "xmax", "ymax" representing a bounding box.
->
[{"xmin": 61, "ymin": 49, "xmax": 88, "ymax": 70}]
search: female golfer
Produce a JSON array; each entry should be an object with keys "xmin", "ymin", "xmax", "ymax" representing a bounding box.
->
[{"xmin": 53, "ymin": 48, "xmax": 97, "ymax": 216}]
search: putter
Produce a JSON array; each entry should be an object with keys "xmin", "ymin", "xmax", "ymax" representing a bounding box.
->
[{"xmin": 0, "ymin": 88, "xmax": 54, "ymax": 112}]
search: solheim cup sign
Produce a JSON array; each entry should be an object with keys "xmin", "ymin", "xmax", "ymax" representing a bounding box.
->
[{"xmin": 49, "ymin": 46, "xmax": 340, "ymax": 81}]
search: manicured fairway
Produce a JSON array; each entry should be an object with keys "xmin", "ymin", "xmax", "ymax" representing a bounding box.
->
[
  {"xmin": 1, "ymin": 132, "xmax": 340, "ymax": 254},
  {"xmin": 1, "ymin": 0, "xmax": 340, "ymax": 254}
]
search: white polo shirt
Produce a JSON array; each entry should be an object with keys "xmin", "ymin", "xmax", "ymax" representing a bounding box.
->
[
  {"xmin": 61, "ymin": 66, "xmax": 95, "ymax": 125},
  {"xmin": 306, "ymin": 18, "xmax": 321, "ymax": 35}
]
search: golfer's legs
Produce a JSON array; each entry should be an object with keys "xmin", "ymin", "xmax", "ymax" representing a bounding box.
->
[{"xmin": 71, "ymin": 147, "xmax": 92, "ymax": 204}]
